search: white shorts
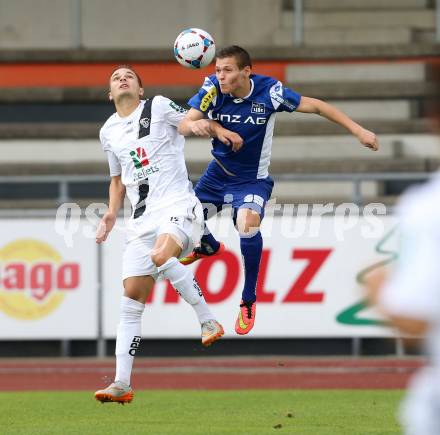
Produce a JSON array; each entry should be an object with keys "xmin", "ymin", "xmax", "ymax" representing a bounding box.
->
[{"xmin": 122, "ymin": 197, "xmax": 203, "ymax": 280}]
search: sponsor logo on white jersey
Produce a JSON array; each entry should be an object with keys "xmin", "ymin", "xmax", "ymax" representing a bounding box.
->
[
  {"xmin": 130, "ymin": 146, "xmax": 160, "ymax": 182},
  {"xmin": 133, "ymin": 165, "xmax": 160, "ymax": 182}
]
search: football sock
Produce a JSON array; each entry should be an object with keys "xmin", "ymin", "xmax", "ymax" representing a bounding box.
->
[
  {"xmin": 158, "ymin": 257, "xmax": 214, "ymax": 323},
  {"xmin": 199, "ymin": 226, "xmax": 220, "ymax": 255},
  {"xmin": 240, "ymin": 231, "xmax": 263, "ymax": 303},
  {"xmin": 115, "ymin": 296, "xmax": 145, "ymax": 386}
]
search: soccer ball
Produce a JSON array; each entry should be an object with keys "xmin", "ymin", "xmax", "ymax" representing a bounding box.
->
[{"xmin": 173, "ymin": 28, "xmax": 215, "ymax": 69}]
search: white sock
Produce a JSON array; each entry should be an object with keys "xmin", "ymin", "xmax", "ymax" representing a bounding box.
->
[
  {"xmin": 114, "ymin": 296, "xmax": 145, "ymax": 386},
  {"xmin": 191, "ymin": 299, "xmax": 216, "ymax": 324},
  {"xmin": 158, "ymin": 257, "xmax": 215, "ymax": 324}
]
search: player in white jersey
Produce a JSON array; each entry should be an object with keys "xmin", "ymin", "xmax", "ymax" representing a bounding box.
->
[
  {"xmin": 366, "ymin": 173, "xmax": 440, "ymax": 434},
  {"xmin": 94, "ymin": 65, "xmax": 233, "ymax": 404}
]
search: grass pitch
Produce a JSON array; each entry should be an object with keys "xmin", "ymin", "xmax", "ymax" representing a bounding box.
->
[{"xmin": 1, "ymin": 389, "xmax": 403, "ymax": 435}]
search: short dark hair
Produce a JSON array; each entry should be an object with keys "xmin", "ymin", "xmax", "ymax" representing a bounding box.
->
[
  {"xmin": 215, "ymin": 45, "xmax": 252, "ymax": 69},
  {"xmin": 110, "ymin": 64, "xmax": 143, "ymax": 88}
]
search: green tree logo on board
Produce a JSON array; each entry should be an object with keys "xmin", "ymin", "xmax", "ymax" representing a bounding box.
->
[{"xmin": 336, "ymin": 227, "xmax": 399, "ymax": 327}]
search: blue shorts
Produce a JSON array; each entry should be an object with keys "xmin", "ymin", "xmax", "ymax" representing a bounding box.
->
[{"xmin": 195, "ymin": 160, "xmax": 274, "ymax": 221}]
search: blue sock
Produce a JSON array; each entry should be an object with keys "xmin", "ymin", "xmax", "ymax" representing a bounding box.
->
[
  {"xmin": 240, "ymin": 231, "xmax": 262, "ymax": 303},
  {"xmin": 199, "ymin": 225, "xmax": 220, "ymax": 255}
]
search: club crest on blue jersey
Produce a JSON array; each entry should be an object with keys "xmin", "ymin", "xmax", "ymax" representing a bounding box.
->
[{"xmin": 251, "ymin": 102, "xmax": 265, "ymax": 114}]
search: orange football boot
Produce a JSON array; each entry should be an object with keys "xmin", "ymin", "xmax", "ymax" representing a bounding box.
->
[
  {"xmin": 201, "ymin": 320, "xmax": 225, "ymax": 346},
  {"xmin": 180, "ymin": 242, "xmax": 225, "ymax": 266},
  {"xmin": 94, "ymin": 381, "xmax": 133, "ymax": 404},
  {"xmin": 235, "ymin": 300, "xmax": 256, "ymax": 335}
]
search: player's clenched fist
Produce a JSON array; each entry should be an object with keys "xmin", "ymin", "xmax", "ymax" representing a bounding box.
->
[
  {"xmin": 357, "ymin": 128, "xmax": 379, "ymax": 151},
  {"xmin": 189, "ymin": 119, "xmax": 213, "ymax": 137},
  {"xmin": 217, "ymin": 129, "xmax": 243, "ymax": 152},
  {"xmin": 189, "ymin": 119, "xmax": 243, "ymax": 152},
  {"xmin": 96, "ymin": 212, "xmax": 116, "ymax": 243}
]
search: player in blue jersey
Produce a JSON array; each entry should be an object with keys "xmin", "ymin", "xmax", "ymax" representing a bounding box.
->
[{"xmin": 178, "ymin": 45, "xmax": 379, "ymax": 335}]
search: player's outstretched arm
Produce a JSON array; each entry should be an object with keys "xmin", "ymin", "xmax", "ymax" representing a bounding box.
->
[
  {"xmin": 178, "ymin": 108, "xmax": 243, "ymax": 151},
  {"xmin": 96, "ymin": 175, "xmax": 126, "ymax": 244},
  {"xmin": 297, "ymin": 96, "xmax": 379, "ymax": 151}
]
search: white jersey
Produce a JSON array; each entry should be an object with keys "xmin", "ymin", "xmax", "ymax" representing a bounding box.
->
[
  {"xmin": 380, "ymin": 173, "xmax": 440, "ymax": 363},
  {"xmin": 379, "ymin": 173, "xmax": 440, "ymax": 435},
  {"xmin": 100, "ymin": 96, "xmax": 195, "ymax": 217}
]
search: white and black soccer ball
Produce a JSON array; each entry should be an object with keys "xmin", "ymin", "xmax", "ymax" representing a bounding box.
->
[{"xmin": 173, "ymin": 28, "xmax": 215, "ymax": 69}]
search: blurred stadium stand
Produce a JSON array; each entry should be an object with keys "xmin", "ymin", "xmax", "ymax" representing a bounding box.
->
[{"xmin": 0, "ymin": 0, "xmax": 439, "ymax": 210}]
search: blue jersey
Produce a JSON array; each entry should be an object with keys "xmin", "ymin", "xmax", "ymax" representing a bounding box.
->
[{"xmin": 188, "ymin": 73, "xmax": 301, "ymax": 180}]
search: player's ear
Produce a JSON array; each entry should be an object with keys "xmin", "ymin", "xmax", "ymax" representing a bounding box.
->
[
  {"xmin": 243, "ymin": 65, "xmax": 251, "ymax": 77},
  {"xmin": 108, "ymin": 91, "xmax": 113, "ymax": 101},
  {"xmin": 139, "ymin": 87, "xmax": 144, "ymax": 97}
]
